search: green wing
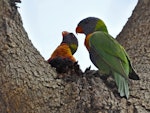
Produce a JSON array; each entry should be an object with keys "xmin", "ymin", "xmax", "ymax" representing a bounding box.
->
[{"xmin": 89, "ymin": 31, "xmax": 130, "ymax": 79}]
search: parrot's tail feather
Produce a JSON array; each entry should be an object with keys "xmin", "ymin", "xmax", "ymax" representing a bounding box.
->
[{"xmin": 113, "ymin": 72, "xmax": 129, "ymax": 99}]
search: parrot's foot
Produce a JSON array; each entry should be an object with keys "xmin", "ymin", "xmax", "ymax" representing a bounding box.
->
[
  {"xmin": 84, "ymin": 66, "xmax": 91, "ymax": 73},
  {"xmin": 83, "ymin": 66, "xmax": 99, "ymax": 78},
  {"xmin": 84, "ymin": 67, "xmax": 109, "ymax": 79}
]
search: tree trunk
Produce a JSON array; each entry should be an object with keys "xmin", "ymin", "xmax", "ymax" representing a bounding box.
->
[{"xmin": 0, "ymin": 0, "xmax": 149, "ymax": 113}]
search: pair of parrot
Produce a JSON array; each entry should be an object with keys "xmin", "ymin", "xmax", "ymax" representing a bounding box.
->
[{"xmin": 48, "ymin": 17, "xmax": 139, "ymax": 98}]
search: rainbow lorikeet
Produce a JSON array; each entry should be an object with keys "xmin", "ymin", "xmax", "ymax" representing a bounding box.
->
[
  {"xmin": 76, "ymin": 17, "xmax": 139, "ymax": 98},
  {"xmin": 48, "ymin": 31, "xmax": 78, "ymax": 73}
]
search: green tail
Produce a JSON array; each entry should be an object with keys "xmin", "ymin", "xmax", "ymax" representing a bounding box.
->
[{"xmin": 113, "ymin": 72, "xmax": 129, "ymax": 99}]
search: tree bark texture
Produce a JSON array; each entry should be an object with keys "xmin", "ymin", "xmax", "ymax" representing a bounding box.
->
[{"xmin": 0, "ymin": 0, "xmax": 149, "ymax": 113}]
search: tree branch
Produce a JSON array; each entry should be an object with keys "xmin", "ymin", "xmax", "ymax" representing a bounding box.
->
[{"xmin": 0, "ymin": 0, "xmax": 149, "ymax": 113}]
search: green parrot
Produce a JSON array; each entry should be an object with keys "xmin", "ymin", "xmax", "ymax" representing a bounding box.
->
[{"xmin": 76, "ymin": 17, "xmax": 139, "ymax": 98}]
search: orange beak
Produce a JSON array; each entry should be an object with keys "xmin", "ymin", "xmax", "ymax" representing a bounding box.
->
[
  {"xmin": 76, "ymin": 26, "xmax": 83, "ymax": 34},
  {"xmin": 62, "ymin": 31, "xmax": 70, "ymax": 37}
]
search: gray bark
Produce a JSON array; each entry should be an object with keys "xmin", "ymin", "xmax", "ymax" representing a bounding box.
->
[{"xmin": 0, "ymin": 0, "xmax": 149, "ymax": 113}]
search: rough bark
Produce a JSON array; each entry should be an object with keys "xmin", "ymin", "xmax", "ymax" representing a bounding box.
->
[{"xmin": 0, "ymin": 0, "xmax": 149, "ymax": 113}]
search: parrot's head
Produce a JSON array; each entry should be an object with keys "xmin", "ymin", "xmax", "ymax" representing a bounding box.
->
[
  {"xmin": 61, "ymin": 31, "xmax": 78, "ymax": 54},
  {"xmin": 76, "ymin": 17, "xmax": 108, "ymax": 36}
]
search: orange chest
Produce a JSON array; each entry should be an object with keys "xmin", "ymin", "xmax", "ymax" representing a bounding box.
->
[
  {"xmin": 49, "ymin": 44, "xmax": 76, "ymax": 62},
  {"xmin": 84, "ymin": 34, "xmax": 92, "ymax": 50}
]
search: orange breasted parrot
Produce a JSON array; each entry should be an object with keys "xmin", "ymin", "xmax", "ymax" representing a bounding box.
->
[
  {"xmin": 48, "ymin": 31, "xmax": 78, "ymax": 73},
  {"xmin": 76, "ymin": 17, "xmax": 139, "ymax": 98}
]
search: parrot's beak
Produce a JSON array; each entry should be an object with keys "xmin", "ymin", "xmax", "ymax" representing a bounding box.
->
[
  {"xmin": 62, "ymin": 31, "xmax": 69, "ymax": 37},
  {"xmin": 76, "ymin": 26, "xmax": 83, "ymax": 34}
]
